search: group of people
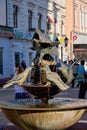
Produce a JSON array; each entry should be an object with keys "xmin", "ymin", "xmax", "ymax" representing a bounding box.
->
[
  {"xmin": 56, "ymin": 59, "xmax": 87, "ymax": 99},
  {"xmin": 14, "ymin": 58, "xmax": 87, "ymax": 100},
  {"xmin": 69, "ymin": 59, "xmax": 87, "ymax": 99}
]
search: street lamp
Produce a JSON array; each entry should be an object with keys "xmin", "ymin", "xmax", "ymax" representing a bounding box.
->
[
  {"xmin": 55, "ymin": 37, "xmax": 60, "ymax": 47},
  {"xmin": 64, "ymin": 37, "xmax": 68, "ymax": 47}
]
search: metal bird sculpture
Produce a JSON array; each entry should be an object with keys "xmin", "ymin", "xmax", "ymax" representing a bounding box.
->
[
  {"xmin": 3, "ymin": 29, "xmax": 74, "ymax": 98},
  {"xmin": 58, "ymin": 57, "xmax": 81, "ymax": 85},
  {"xmin": 45, "ymin": 65, "xmax": 69, "ymax": 90},
  {"xmin": 3, "ymin": 67, "xmax": 32, "ymax": 89},
  {"xmin": 31, "ymin": 28, "xmax": 58, "ymax": 51}
]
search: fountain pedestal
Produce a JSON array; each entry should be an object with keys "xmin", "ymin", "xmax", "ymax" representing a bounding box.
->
[{"xmin": 21, "ymin": 83, "xmax": 61, "ymax": 103}]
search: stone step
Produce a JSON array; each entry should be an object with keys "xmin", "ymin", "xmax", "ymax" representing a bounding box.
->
[{"xmin": 0, "ymin": 122, "xmax": 87, "ymax": 130}]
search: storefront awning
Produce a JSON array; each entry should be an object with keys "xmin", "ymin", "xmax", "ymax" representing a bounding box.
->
[
  {"xmin": 47, "ymin": 16, "xmax": 54, "ymax": 23},
  {"xmin": 73, "ymin": 48, "xmax": 87, "ymax": 52},
  {"xmin": 73, "ymin": 48, "xmax": 87, "ymax": 59}
]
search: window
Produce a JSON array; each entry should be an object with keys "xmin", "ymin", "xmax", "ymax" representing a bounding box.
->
[
  {"xmin": 28, "ymin": 10, "xmax": 32, "ymax": 31},
  {"xmin": 81, "ymin": 11, "xmax": 84, "ymax": 27},
  {"xmin": 13, "ymin": 5, "xmax": 18, "ymax": 28},
  {"xmin": 47, "ymin": 20, "xmax": 51, "ymax": 31},
  {"xmin": 29, "ymin": 52, "xmax": 32, "ymax": 66},
  {"xmin": 84, "ymin": 12, "xmax": 86, "ymax": 27},
  {"xmin": 0, "ymin": 47, "xmax": 3, "ymax": 74},
  {"xmin": 47, "ymin": 17, "xmax": 51, "ymax": 31},
  {"xmin": 74, "ymin": 8, "xmax": 77, "ymax": 26},
  {"xmin": 61, "ymin": 20, "xmax": 64, "ymax": 35},
  {"xmin": 15, "ymin": 52, "xmax": 20, "ymax": 67},
  {"xmin": 47, "ymin": 16, "xmax": 53, "ymax": 32},
  {"xmin": 38, "ymin": 13, "xmax": 42, "ymax": 30}
]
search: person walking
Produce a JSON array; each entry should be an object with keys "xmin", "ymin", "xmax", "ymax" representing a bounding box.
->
[
  {"xmin": 71, "ymin": 59, "xmax": 79, "ymax": 88},
  {"xmin": 78, "ymin": 60, "xmax": 86, "ymax": 99},
  {"xmin": 21, "ymin": 60, "xmax": 27, "ymax": 70}
]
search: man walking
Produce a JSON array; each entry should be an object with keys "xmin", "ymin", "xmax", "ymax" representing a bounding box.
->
[{"xmin": 78, "ymin": 60, "xmax": 86, "ymax": 99}]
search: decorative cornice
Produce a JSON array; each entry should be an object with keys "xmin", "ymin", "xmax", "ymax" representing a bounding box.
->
[{"xmin": 79, "ymin": 0, "xmax": 87, "ymax": 4}]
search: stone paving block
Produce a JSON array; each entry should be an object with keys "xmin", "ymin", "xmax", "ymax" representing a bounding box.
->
[
  {"xmin": 0, "ymin": 125, "xmax": 21, "ymax": 130},
  {"xmin": 0, "ymin": 122, "xmax": 87, "ymax": 130},
  {"xmin": 67, "ymin": 122, "xmax": 87, "ymax": 130}
]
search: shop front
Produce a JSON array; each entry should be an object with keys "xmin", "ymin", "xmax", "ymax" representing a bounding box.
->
[{"xmin": 73, "ymin": 46, "xmax": 87, "ymax": 70}]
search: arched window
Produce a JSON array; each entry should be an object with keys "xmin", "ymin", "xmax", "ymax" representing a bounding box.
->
[
  {"xmin": 47, "ymin": 20, "xmax": 51, "ymax": 31},
  {"xmin": 38, "ymin": 13, "xmax": 42, "ymax": 30},
  {"xmin": 0, "ymin": 47, "xmax": 3, "ymax": 74},
  {"xmin": 47, "ymin": 16, "xmax": 53, "ymax": 32}
]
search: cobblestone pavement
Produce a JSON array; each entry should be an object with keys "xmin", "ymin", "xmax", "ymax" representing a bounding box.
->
[{"xmin": 0, "ymin": 87, "xmax": 87, "ymax": 129}]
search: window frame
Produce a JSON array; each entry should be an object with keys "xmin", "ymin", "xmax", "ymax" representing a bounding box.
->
[
  {"xmin": 13, "ymin": 5, "xmax": 18, "ymax": 28},
  {"xmin": 0, "ymin": 47, "xmax": 3, "ymax": 75}
]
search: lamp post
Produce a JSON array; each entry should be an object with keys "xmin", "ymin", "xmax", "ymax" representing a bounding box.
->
[
  {"xmin": 64, "ymin": 37, "xmax": 68, "ymax": 47},
  {"xmin": 64, "ymin": 37, "xmax": 69, "ymax": 62},
  {"xmin": 55, "ymin": 37, "xmax": 60, "ymax": 47}
]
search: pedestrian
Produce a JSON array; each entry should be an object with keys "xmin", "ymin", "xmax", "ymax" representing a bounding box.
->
[
  {"xmin": 78, "ymin": 60, "xmax": 86, "ymax": 99},
  {"xmin": 71, "ymin": 59, "xmax": 79, "ymax": 88},
  {"xmin": 56, "ymin": 59, "xmax": 61, "ymax": 73},
  {"xmin": 67, "ymin": 60, "xmax": 73, "ymax": 67},
  {"xmin": 21, "ymin": 60, "xmax": 27, "ymax": 70},
  {"xmin": 14, "ymin": 65, "xmax": 34, "ymax": 99}
]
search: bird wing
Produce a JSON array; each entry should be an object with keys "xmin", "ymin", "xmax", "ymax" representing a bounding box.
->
[
  {"xmin": 18, "ymin": 67, "xmax": 32, "ymax": 85},
  {"xmin": 45, "ymin": 65, "xmax": 69, "ymax": 90},
  {"xmin": 3, "ymin": 67, "xmax": 32, "ymax": 89},
  {"xmin": 58, "ymin": 62, "xmax": 74, "ymax": 84}
]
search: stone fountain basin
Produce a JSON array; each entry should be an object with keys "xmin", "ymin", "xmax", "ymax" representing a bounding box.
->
[
  {"xmin": 0, "ymin": 98, "xmax": 87, "ymax": 130},
  {"xmin": 21, "ymin": 83, "xmax": 60, "ymax": 99}
]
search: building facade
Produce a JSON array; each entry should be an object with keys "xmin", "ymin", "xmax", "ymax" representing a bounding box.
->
[
  {"xmin": 66, "ymin": 0, "xmax": 87, "ymax": 69},
  {"xmin": 0, "ymin": 0, "xmax": 67, "ymax": 79},
  {"xmin": 48, "ymin": 0, "xmax": 67, "ymax": 62}
]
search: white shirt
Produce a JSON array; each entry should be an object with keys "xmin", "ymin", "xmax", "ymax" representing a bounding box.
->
[
  {"xmin": 14, "ymin": 85, "xmax": 35, "ymax": 98},
  {"xmin": 14, "ymin": 85, "xmax": 27, "ymax": 93}
]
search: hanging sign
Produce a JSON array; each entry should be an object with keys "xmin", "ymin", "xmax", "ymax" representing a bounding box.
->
[{"xmin": 73, "ymin": 35, "xmax": 77, "ymax": 40}]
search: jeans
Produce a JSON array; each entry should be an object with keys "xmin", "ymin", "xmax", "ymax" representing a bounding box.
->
[
  {"xmin": 79, "ymin": 81, "xmax": 87, "ymax": 99},
  {"xmin": 15, "ymin": 93, "xmax": 29, "ymax": 99}
]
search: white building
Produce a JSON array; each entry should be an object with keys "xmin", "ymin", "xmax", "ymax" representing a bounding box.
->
[{"xmin": 0, "ymin": 0, "xmax": 66, "ymax": 79}]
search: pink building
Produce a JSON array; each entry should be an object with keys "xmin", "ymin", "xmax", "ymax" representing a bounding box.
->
[{"xmin": 66, "ymin": 0, "xmax": 87, "ymax": 63}]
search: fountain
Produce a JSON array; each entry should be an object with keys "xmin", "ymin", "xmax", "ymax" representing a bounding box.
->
[{"xmin": 0, "ymin": 29, "xmax": 87, "ymax": 130}]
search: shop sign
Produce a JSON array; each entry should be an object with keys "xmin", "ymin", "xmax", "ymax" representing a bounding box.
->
[
  {"xmin": 14, "ymin": 29, "xmax": 23, "ymax": 38},
  {"xmin": 73, "ymin": 35, "xmax": 77, "ymax": 40},
  {"xmin": 0, "ymin": 26, "xmax": 14, "ymax": 37},
  {"xmin": 59, "ymin": 38, "xmax": 64, "ymax": 43},
  {"xmin": 23, "ymin": 32, "xmax": 35, "ymax": 40},
  {"xmin": 14, "ymin": 29, "xmax": 35, "ymax": 40}
]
